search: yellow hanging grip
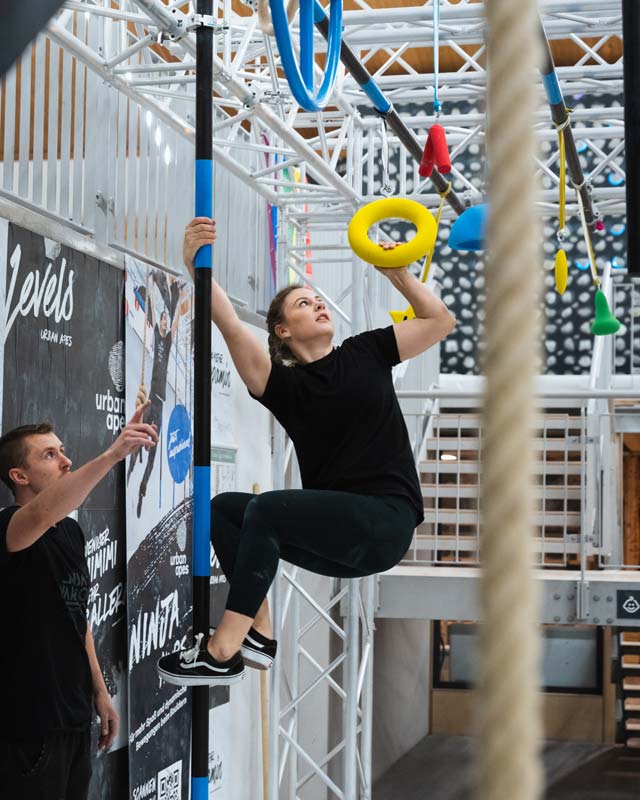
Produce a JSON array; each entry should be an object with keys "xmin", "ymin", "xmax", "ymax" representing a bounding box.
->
[
  {"xmin": 555, "ymin": 249, "xmax": 568, "ymax": 295},
  {"xmin": 348, "ymin": 198, "xmax": 437, "ymax": 268},
  {"xmin": 554, "ymin": 125, "xmax": 568, "ymax": 296}
]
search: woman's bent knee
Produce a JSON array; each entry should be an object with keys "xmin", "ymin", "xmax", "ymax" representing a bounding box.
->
[{"xmin": 211, "ymin": 492, "xmax": 253, "ymax": 520}]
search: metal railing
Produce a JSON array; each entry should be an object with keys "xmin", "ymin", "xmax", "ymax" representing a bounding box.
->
[
  {"xmin": 395, "ymin": 263, "xmax": 640, "ymax": 572},
  {"xmin": 0, "ymin": 18, "xmax": 192, "ymax": 271},
  {"xmin": 400, "ymin": 393, "xmax": 638, "ymax": 571}
]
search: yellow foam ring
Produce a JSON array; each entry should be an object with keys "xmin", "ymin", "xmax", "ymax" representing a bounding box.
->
[
  {"xmin": 348, "ymin": 198, "xmax": 437, "ymax": 268},
  {"xmin": 389, "ymin": 306, "xmax": 416, "ymax": 323},
  {"xmin": 555, "ymin": 249, "xmax": 568, "ymax": 295}
]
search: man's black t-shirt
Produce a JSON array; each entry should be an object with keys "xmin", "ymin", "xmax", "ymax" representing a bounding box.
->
[
  {"xmin": 0, "ymin": 507, "xmax": 93, "ymax": 740},
  {"xmin": 150, "ymin": 324, "xmax": 172, "ymax": 401},
  {"xmin": 251, "ymin": 326, "xmax": 425, "ymax": 525}
]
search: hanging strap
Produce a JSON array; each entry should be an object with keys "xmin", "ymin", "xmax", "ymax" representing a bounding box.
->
[
  {"xmin": 557, "ymin": 127, "xmax": 566, "ymax": 233},
  {"xmin": 555, "ymin": 111, "xmax": 571, "ymax": 237},
  {"xmin": 380, "ymin": 118, "xmax": 393, "ymax": 195},
  {"xmin": 420, "ymin": 181, "xmax": 451, "ymax": 283},
  {"xmin": 433, "ymin": 0, "xmax": 441, "ymax": 115},
  {"xmin": 576, "ymin": 183, "xmax": 599, "ymax": 287}
]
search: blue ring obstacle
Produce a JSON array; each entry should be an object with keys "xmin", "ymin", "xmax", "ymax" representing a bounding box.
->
[{"xmin": 269, "ymin": 0, "xmax": 343, "ymax": 111}]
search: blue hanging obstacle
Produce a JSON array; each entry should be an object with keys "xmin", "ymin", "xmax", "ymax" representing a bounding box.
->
[
  {"xmin": 448, "ymin": 204, "xmax": 487, "ymax": 251},
  {"xmin": 269, "ymin": 0, "xmax": 343, "ymax": 111}
]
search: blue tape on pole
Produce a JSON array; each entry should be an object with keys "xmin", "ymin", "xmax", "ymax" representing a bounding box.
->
[
  {"xmin": 361, "ymin": 78, "xmax": 392, "ymax": 114},
  {"xmin": 542, "ymin": 71, "xmax": 564, "ymax": 106},
  {"xmin": 194, "ymin": 159, "xmax": 213, "ymax": 269},
  {"xmin": 193, "ymin": 465, "xmax": 211, "ymax": 577},
  {"xmin": 192, "ymin": 777, "xmax": 208, "ymax": 800}
]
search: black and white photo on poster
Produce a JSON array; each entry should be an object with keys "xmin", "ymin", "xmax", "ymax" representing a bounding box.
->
[
  {"xmin": 0, "ymin": 221, "xmax": 129, "ymax": 799},
  {"xmin": 125, "ymin": 255, "xmax": 194, "ymax": 800}
]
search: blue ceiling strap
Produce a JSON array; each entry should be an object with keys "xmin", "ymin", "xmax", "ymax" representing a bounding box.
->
[{"xmin": 269, "ymin": 0, "xmax": 343, "ymax": 111}]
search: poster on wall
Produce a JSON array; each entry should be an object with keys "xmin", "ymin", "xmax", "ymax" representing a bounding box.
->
[
  {"xmin": 209, "ymin": 329, "xmax": 238, "ymax": 720},
  {"xmin": 0, "ymin": 221, "xmax": 129, "ymax": 798},
  {"xmin": 124, "ymin": 255, "xmax": 194, "ymax": 800}
]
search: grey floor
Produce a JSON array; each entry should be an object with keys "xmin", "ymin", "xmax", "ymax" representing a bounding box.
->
[{"xmin": 373, "ymin": 734, "xmax": 640, "ymax": 800}]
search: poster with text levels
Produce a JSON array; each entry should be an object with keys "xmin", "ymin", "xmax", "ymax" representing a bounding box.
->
[
  {"xmin": 125, "ymin": 255, "xmax": 194, "ymax": 800},
  {"xmin": 0, "ymin": 222, "xmax": 129, "ymax": 798}
]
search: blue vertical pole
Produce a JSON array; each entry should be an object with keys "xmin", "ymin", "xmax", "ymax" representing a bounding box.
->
[{"xmin": 192, "ymin": 1, "xmax": 213, "ymax": 798}]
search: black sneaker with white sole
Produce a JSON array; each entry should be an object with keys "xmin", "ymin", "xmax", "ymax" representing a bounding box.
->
[
  {"xmin": 157, "ymin": 633, "xmax": 245, "ymax": 686},
  {"xmin": 209, "ymin": 626, "xmax": 278, "ymax": 671}
]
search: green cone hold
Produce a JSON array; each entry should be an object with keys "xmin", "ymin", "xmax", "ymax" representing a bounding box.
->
[{"xmin": 591, "ymin": 289, "xmax": 620, "ymax": 336}]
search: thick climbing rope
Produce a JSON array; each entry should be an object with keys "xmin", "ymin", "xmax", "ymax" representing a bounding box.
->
[{"xmin": 478, "ymin": 0, "xmax": 543, "ymax": 798}]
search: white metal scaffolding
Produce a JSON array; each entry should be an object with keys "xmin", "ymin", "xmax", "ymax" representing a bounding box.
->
[{"xmin": 0, "ymin": 2, "xmax": 633, "ymax": 797}]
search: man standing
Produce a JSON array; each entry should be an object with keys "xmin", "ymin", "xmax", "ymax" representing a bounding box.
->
[{"xmin": 0, "ymin": 403, "xmax": 157, "ymax": 799}]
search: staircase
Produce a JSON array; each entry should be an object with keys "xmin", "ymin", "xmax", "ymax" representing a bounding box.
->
[
  {"xmin": 619, "ymin": 629, "xmax": 640, "ymax": 754},
  {"xmin": 405, "ymin": 398, "xmax": 590, "ymax": 568}
]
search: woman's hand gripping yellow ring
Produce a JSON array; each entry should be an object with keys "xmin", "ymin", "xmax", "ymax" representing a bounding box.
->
[{"xmin": 347, "ymin": 198, "xmax": 437, "ymax": 267}]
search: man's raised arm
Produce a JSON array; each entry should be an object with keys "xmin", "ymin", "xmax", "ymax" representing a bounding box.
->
[{"xmin": 6, "ymin": 402, "xmax": 158, "ymax": 553}]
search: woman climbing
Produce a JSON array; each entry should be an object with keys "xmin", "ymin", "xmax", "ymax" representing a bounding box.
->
[{"xmin": 158, "ymin": 217, "xmax": 456, "ymax": 685}]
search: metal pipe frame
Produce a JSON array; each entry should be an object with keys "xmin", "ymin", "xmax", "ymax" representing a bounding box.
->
[
  {"xmin": 268, "ymin": 562, "xmax": 375, "ymax": 799},
  {"xmin": 3, "ymin": 4, "xmax": 629, "ymax": 799},
  {"xmin": 46, "ymin": 0, "xmax": 623, "ymax": 240}
]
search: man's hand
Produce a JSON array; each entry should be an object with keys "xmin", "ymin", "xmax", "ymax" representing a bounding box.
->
[
  {"xmin": 373, "ymin": 241, "xmax": 409, "ymax": 276},
  {"xmin": 183, "ymin": 217, "xmax": 217, "ymax": 277},
  {"xmin": 95, "ymin": 689, "xmax": 120, "ymax": 750},
  {"xmin": 107, "ymin": 400, "xmax": 158, "ymax": 463}
]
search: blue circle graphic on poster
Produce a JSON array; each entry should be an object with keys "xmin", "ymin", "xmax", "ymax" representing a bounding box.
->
[{"xmin": 167, "ymin": 404, "xmax": 191, "ymax": 483}]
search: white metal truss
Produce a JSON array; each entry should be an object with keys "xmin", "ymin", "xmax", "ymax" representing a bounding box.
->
[
  {"xmin": 37, "ymin": 0, "xmax": 626, "ymax": 238},
  {"xmin": 268, "ymin": 550, "xmax": 377, "ymax": 800},
  {"xmin": 0, "ymin": 0, "xmax": 626, "ymax": 268},
  {"xmin": 0, "ymin": 3, "xmax": 632, "ymax": 798}
]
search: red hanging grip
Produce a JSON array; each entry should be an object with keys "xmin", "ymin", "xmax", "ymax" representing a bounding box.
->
[{"xmin": 419, "ymin": 123, "xmax": 451, "ymax": 178}]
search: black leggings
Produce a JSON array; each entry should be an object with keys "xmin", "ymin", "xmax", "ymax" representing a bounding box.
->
[{"xmin": 211, "ymin": 490, "xmax": 417, "ymax": 619}]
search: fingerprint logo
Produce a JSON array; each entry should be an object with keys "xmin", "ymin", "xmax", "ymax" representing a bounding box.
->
[
  {"xmin": 109, "ymin": 341, "xmax": 124, "ymax": 392},
  {"xmin": 176, "ymin": 519, "xmax": 187, "ymax": 552}
]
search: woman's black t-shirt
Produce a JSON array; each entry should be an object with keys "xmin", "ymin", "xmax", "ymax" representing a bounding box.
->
[
  {"xmin": 0, "ymin": 506, "xmax": 93, "ymax": 740},
  {"xmin": 251, "ymin": 326, "xmax": 424, "ymax": 525}
]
